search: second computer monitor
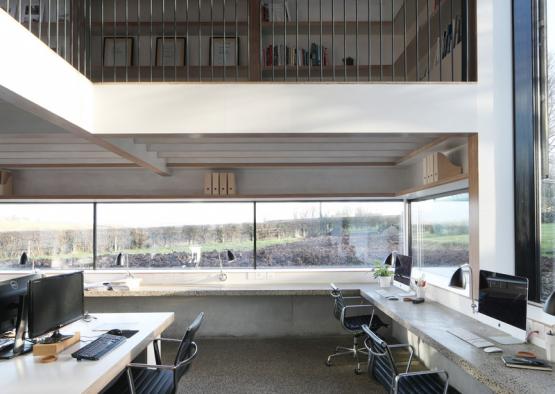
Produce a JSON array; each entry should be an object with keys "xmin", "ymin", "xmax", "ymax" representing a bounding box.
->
[
  {"xmin": 0, "ymin": 274, "xmax": 40, "ymax": 334},
  {"xmin": 393, "ymin": 254, "xmax": 413, "ymax": 292},
  {"xmin": 27, "ymin": 271, "xmax": 84, "ymax": 340}
]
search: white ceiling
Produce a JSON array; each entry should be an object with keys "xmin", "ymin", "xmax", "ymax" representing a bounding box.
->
[{"xmin": 0, "ymin": 98, "xmax": 466, "ymax": 169}]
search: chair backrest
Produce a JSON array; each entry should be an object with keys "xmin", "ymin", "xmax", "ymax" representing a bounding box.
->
[
  {"xmin": 173, "ymin": 312, "xmax": 204, "ymax": 388},
  {"xmin": 330, "ymin": 283, "xmax": 345, "ymax": 321},
  {"xmin": 362, "ymin": 324, "xmax": 398, "ymax": 392}
]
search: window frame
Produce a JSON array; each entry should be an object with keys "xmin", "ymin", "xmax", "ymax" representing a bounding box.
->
[
  {"xmin": 407, "ymin": 189, "xmax": 470, "ymax": 279},
  {"xmin": 0, "ymin": 198, "xmax": 406, "ymax": 271},
  {"xmin": 513, "ymin": 0, "xmax": 546, "ymax": 303}
]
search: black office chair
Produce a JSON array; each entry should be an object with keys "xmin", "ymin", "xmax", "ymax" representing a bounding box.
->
[
  {"xmin": 362, "ymin": 324, "xmax": 449, "ymax": 394},
  {"xmin": 105, "ymin": 312, "xmax": 204, "ymax": 394},
  {"xmin": 326, "ymin": 283, "xmax": 387, "ymax": 374}
]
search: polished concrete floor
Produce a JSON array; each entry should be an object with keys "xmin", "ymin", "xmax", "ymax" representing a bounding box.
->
[{"xmin": 163, "ymin": 337, "xmax": 386, "ymax": 394}]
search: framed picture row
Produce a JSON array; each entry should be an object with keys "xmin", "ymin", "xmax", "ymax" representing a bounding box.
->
[{"xmin": 102, "ymin": 36, "xmax": 240, "ymax": 67}]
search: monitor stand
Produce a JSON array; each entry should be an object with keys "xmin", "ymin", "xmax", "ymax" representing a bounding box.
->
[
  {"xmin": 0, "ymin": 294, "xmax": 33, "ymax": 360},
  {"xmin": 39, "ymin": 330, "xmax": 73, "ymax": 344},
  {"xmin": 489, "ymin": 335, "xmax": 525, "ymax": 345}
]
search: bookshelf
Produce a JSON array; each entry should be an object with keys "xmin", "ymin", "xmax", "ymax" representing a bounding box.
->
[
  {"xmin": 89, "ymin": 0, "xmax": 251, "ymax": 82},
  {"xmin": 58, "ymin": 0, "xmax": 473, "ymax": 82},
  {"xmin": 259, "ymin": 0, "xmax": 469, "ymax": 82}
]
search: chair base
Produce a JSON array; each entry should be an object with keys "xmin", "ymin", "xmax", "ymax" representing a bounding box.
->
[{"xmin": 326, "ymin": 335, "xmax": 368, "ymax": 374}]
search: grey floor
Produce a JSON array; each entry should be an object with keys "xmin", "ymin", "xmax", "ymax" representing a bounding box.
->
[{"xmin": 163, "ymin": 336, "xmax": 386, "ymax": 394}]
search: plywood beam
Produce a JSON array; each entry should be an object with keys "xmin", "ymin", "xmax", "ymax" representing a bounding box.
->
[{"xmin": 0, "ymin": 85, "xmax": 170, "ymax": 176}]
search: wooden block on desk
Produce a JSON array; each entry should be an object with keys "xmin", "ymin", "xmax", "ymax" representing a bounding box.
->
[{"xmin": 33, "ymin": 332, "xmax": 80, "ymax": 357}]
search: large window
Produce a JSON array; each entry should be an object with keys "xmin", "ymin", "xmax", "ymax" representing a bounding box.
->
[
  {"xmin": 539, "ymin": 0, "xmax": 555, "ymax": 301},
  {"xmin": 0, "ymin": 204, "xmax": 93, "ymax": 270},
  {"xmin": 514, "ymin": 0, "xmax": 555, "ymax": 303},
  {"xmin": 256, "ymin": 202, "xmax": 404, "ymax": 268},
  {"xmin": 96, "ymin": 203, "xmax": 254, "ymax": 269},
  {"xmin": 411, "ymin": 193, "xmax": 469, "ymax": 277},
  {"xmin": 0, "ymin": 200, "xmax": 404, "ymax": 270}
]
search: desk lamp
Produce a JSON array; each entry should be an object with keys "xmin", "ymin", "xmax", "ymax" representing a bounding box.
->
[
  {"xmin": 449, "ymin": 263, "xmax": 478, "ymax": 313},
  {"xmin": 19, "ymin": 251, "xmax": 36, "ymax": 272},
  {"xmin": 544, "ymin": 291, "xmax": 555, "ymax": 315},
  {"xmin": 218, "ymin": 250, "xmax": 235, "ymax": 281},
  {"xmin": 115, "ymin": 252, "xmax": 134, "ymax": 278},
  {"xmin": 383, "ymin": 252, "xmax": 396, "ymax": 267}
]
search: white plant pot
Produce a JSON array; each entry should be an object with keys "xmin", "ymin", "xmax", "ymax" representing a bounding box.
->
[{"xmin": 378, "ymin": 276, "xmax": 391, "ymax": 288}]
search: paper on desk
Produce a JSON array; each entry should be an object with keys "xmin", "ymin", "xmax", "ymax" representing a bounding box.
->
[{"xmin": 92, "ymin": 322, "xmax": 140, "ymax": 331}]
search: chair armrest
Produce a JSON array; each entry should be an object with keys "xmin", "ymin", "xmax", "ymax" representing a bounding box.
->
[
  {"xmin": 387, "ymin": 344, "xmax": 415, "ymax": 373},
  {"xmin": 152, "ymin": 337, "xmax": 182, "ymax": 344},
  {"xmin": 393, "ymin": 370, "xmax": 449, "ymax": 394},
  {"xmin": 341, "ymin": 304, "xmax": 374, "ymax": 317},
  {"xmin": 128, "ymin": 362, "xmax": 176, "ymax": 370}
]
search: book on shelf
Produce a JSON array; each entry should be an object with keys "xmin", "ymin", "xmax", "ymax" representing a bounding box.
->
[
  {"xmin": 262, "ymin": 0, "xmax": 290, "ymax": 22},
  {"xmin": 440, "ymin": 15, "xmax": 463, "ymax": 60},
  {"xmin": 264, "ymin": 43, "xmax": 328, "ymax": 67},
  {"xmin": 501, "ymin": 356, "xmax": 553, "ymax": 371}
]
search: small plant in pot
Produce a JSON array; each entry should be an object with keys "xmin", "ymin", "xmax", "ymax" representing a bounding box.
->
[{"xmin": 373, "ymin": 262, "xmax": 392, "ymax": 287}]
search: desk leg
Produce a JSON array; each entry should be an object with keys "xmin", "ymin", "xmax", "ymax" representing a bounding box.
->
[{"xmin": 146, "ymin": 335, "xmax": 161, "ymax": 364}]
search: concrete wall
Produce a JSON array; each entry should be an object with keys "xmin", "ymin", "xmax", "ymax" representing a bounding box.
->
[
  {"xmin": 11, "ymin": 166, "xmax": 410, "ymax": 196},
  {"xmin": 85, "ymin": 295, "xmax": 392, "ymax": 339}
]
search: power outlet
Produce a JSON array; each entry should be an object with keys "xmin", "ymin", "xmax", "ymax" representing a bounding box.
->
[{"xmin": 255, "ymin": 272, "xmax": 266, "ymax": 280}]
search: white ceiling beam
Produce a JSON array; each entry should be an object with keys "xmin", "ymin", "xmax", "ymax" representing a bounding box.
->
[
  {"xmin": 0, "ymin": 151, "xmax": 122, "ymax": 159},
  {"xmin": 135, "ymin": 136, "xmax": 439, "ymax": 145},
  {"xmin": 166, "ymin": 157, "xmax": 397, "ymax": 164},
  {"xmin": 0, "ymin": 158, "xmax": 132, "ymax": 164},
  {"xmin": 159, "ymin": 151, "xmax": 404, "ymax": 159},
  {"xmin": 0, "ymin": 144, "xmax": 105, "ymax": 152},
  {"xmin": 147, "ymin": 142, "xmax": 419, "ymax": 152}
]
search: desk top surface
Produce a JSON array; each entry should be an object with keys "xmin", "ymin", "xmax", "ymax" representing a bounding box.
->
[
  {"xmin": 361, "ymin": 285, "xmax": 554, "ymax": 394},
  {"xmin": 84, "ymin": 283, "xmax": 365, "ymax": 297},
  {"xmin": 0, "ymin": 312, "xmax": 174, "ymax": 394}
]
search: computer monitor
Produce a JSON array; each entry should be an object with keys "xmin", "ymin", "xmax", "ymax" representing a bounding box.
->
[
  {"xmin": 0, "ymin": 273, "xmax": 40, "ymax": 359},
  {"xmin": 393, "ymin": 254, "xmax": 413, "ymax": 292},
  {"xmin": 27, "ymin": 271, "xmax": 84, "ymax": 342},
  {"xmin": 477, "ymin": 270, "xmax": 528, "ymax": 343}
]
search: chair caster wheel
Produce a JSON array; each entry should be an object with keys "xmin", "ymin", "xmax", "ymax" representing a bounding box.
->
[
  {"xmin": 354, "ymin": 367, "xmax": 362, "ymax": 375},
  {"xmin": 325, "ymin": 359, "xmax": 332, "ymax": 367}
]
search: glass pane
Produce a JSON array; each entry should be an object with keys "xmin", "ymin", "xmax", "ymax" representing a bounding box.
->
[
  {"xmin": 540, "ymin": 0, "xmax": 555, "ymax": 301},
  {"xmin": 96, "ymin": 202, "xmax": 254, "ymax": 269},
  {"xmin": 0, "ymin": 204, "xmax": 93, "ymax": 270},
  {"xmin": 411, "ymin": 193, "xmax": 469, "ymax": 277},
  {"xmin": 256, "ymin": 201, "xmax": 403, "ymax": 268}
]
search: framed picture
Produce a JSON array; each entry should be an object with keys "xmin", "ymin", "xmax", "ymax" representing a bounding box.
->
[
  {"xmin": 23, "ymin": 1, "xmax": 42, "ymax": 23},
  {"xmin": 209, "ymin": 37, "xmax": 239, "ymax": 66},
  {"xmin": 155, "ymin": 37, "xmax": 186, "ymax": 66},
  {"xmin": 103, "ymin": 37, "xmax": 134, "ymax": 67}
]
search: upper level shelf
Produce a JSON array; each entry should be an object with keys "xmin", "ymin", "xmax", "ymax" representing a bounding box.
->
[{"xmin": 2, "ymin": 0, "xmax": 476, "ymax": 83}]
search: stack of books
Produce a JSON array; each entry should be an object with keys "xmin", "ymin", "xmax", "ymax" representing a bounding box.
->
[
  {"xmin": 264, "ymin": 43, "xmax": 328, "ymax": 67},
  {"xmin": 501, "ymin": 355, "xmax": 552, "ymax": 371}
]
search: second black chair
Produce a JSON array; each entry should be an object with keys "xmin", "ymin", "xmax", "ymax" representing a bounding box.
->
[
  {"xmin": 362, "ymin": 324, "xmax": 449, "ymax": 394},
  {"xmin": 326, "ymin": 283, "xmax": 387, "ymax": 374}
]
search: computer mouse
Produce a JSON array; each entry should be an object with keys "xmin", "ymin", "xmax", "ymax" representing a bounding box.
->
[
  {"xmin": 483, "ymin": 346, "xmax": 503, "ymax": 353},
  {"xmin": 107, "ymin": 329, "xmax": 123, "ymax": 336}
]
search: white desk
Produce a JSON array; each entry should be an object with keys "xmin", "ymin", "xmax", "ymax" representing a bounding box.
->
[{"xmin": 0, "ymin": 312, "xmax": 174, "ymax": 394}]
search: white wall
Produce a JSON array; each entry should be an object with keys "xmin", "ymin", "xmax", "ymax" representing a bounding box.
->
[
  {"xmin": 0, "ymin": 9, "xmax": 93, "ymax": 131},
  {"xmin": 475, "ymin": 0, "xmax": 514, "ymax": 275},
  {"xmin": 92, "ymin": 83, "xmax": 477, "ymax": 134}
]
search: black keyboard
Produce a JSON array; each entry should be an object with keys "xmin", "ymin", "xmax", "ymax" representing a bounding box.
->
[{"xmin": 72, "ymin": 334, "xmax": 126, "ymax": 361}]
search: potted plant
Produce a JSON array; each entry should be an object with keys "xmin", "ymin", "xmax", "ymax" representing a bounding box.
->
[{"xmin": 373, "ymin": 262, "xmax": 392, "ymax": 287}]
